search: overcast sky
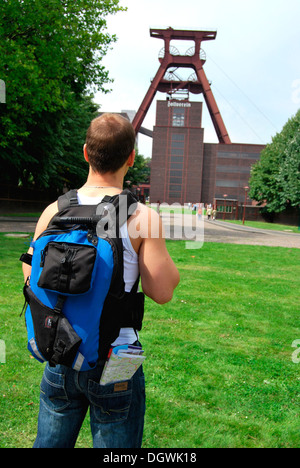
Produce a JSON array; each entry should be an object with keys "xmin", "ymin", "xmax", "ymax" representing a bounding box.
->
[{"xmin": 95, "ymin": 0, "xmax": 300, "ymax": 158}]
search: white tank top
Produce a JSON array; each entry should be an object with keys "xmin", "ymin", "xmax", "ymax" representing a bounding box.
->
[{"xmin": 77, "ymin": 192, "xmax": 139, "ymax": 346}]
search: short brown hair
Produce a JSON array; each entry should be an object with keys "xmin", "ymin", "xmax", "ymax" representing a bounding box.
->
[{"xmin": 85, "ymin": 113, "xmax": 136, "ymax": 174}]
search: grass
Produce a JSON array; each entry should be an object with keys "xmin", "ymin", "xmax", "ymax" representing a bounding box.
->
[
  {"xmin": 150, "ymin": 204, "xmax": 197, "ymax": 215},
  {"xmin": 0, "ymin": 233, "xmax": 299, "ymax": 448},
  {"xmin": 0, "ymin": 213, "xmax": 41, "ymax": 218},
  {"xmin": 222, "ymin": 219, "xmax": 300, "ymax": 233}
]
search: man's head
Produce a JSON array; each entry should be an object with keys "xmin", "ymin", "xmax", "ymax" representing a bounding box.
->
[{"xmin": 85, "ymin": 113, "xmax": 136, "ymax": 174}]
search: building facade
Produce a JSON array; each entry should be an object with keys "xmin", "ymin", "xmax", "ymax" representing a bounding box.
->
[{"xmin": 150, "ymin": 99, "xmax": 265, "ymax": 206}]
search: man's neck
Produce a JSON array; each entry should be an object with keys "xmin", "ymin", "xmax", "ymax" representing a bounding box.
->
[{"xmin": 84, "ymin": 168, "xmax": 124, "ymax": 190}]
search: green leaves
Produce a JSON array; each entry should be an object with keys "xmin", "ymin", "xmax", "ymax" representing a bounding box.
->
[
  {"xmin": 249, "ymin": 109, "xmax": 300, "ymax": 212},
  {"xmin": 0, "ymin": 0, "xmax": 125, "ymax": 189},
  {"xmin": 279, "ymin": 129, "xmax": 300, "ymax": 207},
  {"xmin": 126, "ymin": 150, "xmax": 151, "ymax": 187}
]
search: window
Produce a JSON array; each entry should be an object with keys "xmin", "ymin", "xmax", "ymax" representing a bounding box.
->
[
  {"xmin": 168, "ymin": 133, "xmax": 184, "ymax": 199},
  {"xmin": 216, "ymin": 165, "xmax": 250, "ymax": 174},
  {"xmin": 216, "ymin": 180, "xmax": 240, "ymax": 188},
  {"xmin": 171, "ymin": 148, "xmax": 184, "ymax": 156},
  {"xmin": 169, "ymin": 192, "xmax": 181, "ymax": 199},
  {"xmin": 171, "ymin": 133, "xmax": 185, "ymax": 141},
  {"xmin": 218, "ymin": 151, "xmax": 261, "ymax": 160},
  {"xmin": 169, "ymin": 184, "xmax": 182, "ymax": 191},
  {"xmin": 172, "ymin": 108, "xmax": 185, "ymax": 127},
  {"xmin": 171, "ymin": 141, "xmax": 185, "ymax": 149},
  {"xmin": 170, "ymin": 170, "xmax": 182, "ymax": 177},
  {"xmin": 217, "ymin": 205, "xmax": 232, "ymax": 213},
  {"xmin": 169, "ymin": 177, "xmax": 182, "ymax": 184},
  {"xmin": 171, "ymin": 156, "xmax": 184, "ymax": 163},
  {"xmin": 170, "ymin": 162, "xmax": 183, "ymax": 170}
]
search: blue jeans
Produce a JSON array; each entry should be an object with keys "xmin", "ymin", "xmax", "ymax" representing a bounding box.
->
[{"xmin": 33, "ymin": 361, "xmax": 146, "ymax": 448}]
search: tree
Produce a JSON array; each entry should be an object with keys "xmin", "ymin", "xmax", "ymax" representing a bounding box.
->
[
  {"xmin": 19, "ymin": 95, "xmax": 99, "ymax": 190},
  {"xmin": 278, "ymin": 127, "xmax": 300, "ymax": 207},
  {"xmin": 0, "ymin": 0, "xmax": 125, "ymax": 189},
  {"xmin": 249, "ymin": 109, "xmax": 300, "ymax": 212},
  {"xmin": 126, "ymin": 150, "xmax": 151, "ymax": 187}
]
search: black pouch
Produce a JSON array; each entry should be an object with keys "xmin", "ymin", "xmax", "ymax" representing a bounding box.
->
[
  {"xmin": 98, "ymin": 290, "xmax": 145, "ymax": 360},
  {"xmin": 25, "ymin": 286, "xmax": 82, "ymax": 367},
  {"xmin": 38, "ymin": 242, "xmax": 97, "ymax": 295}
]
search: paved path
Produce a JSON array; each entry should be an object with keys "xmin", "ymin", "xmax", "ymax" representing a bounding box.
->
[
  {"xmin": 1, "ymin": 215, "xmax": 300, "ymax": 249},
  {"xmin": 161, "ymin": 213, "xmax": 300, "ymax": 249},
  {"xmin": 204, "ymin": 219, "xmax": 300, "ymax": 248},
  {"xmin": 0, "ymin": 217, "xmax": 38, "ymax": 235}
]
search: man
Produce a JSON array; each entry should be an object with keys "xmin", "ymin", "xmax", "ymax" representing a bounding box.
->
[{"xmin": 22, "ymin": 113, "xmax": 180, "ymax": 448}]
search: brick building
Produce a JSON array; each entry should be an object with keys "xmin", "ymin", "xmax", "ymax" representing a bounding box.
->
[{"xmin": 150, "ymin": 99, "xmax": 265, "ymax": 207}]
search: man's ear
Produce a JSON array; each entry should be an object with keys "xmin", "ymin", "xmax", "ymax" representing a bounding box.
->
[
  {"xmin": 127, "ymin": 149, "xmax": 135, "ymax": 167},
  {"xmin": 83, "ymin": 144, "xmax": 89, "ymax": 162}
]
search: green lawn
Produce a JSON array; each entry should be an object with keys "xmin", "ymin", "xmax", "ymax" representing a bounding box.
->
[
  {"xmin": 0, "ymin": 213, "xmax": 41, "ymax": 218},
  {"xmin": 0, "ymin": 233, "xmax": 299, "ymax": 448}
]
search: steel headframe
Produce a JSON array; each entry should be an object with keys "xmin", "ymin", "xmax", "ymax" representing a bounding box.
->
[{"xmin": 132, "ymin": 28, "xmax": 231, "ymax": 144}]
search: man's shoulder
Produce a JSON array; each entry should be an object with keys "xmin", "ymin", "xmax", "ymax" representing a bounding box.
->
[
  {"xmin": 129, "ymin": 202, "xmax": 162, "ymax": 240},
  {"xmin": 44, "ymin": 200, "xmax": 59, "ymax": 220},
  {"xmin": 133, "ymin": 202, "xmax": 160, "ymax": 222},
  {"xmin": 33, "ymin": 201, "xmax": 59, "ymax": 240}
]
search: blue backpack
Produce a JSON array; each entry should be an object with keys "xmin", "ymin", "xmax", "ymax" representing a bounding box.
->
[{"xmin": 20, "ymin": 190, "xmax": 144, "ymax": 372}]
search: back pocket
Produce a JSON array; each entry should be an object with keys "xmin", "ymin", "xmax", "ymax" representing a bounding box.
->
[
  {"xmin": 38, "ymin": 242, "xmax": 97, "ymax": 295},
  {"xmin": 88, "ymin": 379, "xmax": 132, "ymax": 423}
]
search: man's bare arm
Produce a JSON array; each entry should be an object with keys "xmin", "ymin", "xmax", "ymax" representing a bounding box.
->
[
  {"xmin": 136, "ymin": 207, "xmax": 180, "ymax": 304},
  {"xmin": 22, "ymin": 201, "xmax": 58, "ymax": 281}
]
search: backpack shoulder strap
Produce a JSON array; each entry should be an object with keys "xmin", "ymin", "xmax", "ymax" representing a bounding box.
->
[
  {"xmin": 57, "ymin": 189, "xmax": 136, "ymax": 214},
  {"xmin": 57, "ymin": 189, "xmax": 79, "ymax": 211},
  {"xmin": 100, "ymin": 190, "xmax": 138, "ymax": 300},
  {"xmin": 102, "ymin": 189, "xmax": 138, "ymax": 226}
]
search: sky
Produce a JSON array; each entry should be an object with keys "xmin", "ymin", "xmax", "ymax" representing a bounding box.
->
[{"xmin": 95, "ymin": 0, "xmax": 300, "ymax": 158}]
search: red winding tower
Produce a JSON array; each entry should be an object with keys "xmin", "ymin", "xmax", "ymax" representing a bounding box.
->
[{"xmin": 132, "ymin": 27, "xmax": 231, "ymax": 144}]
